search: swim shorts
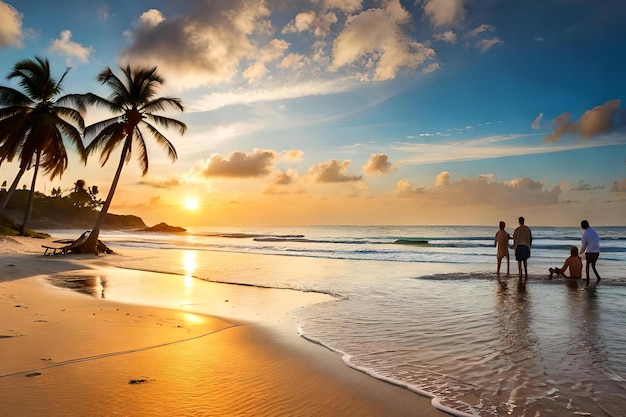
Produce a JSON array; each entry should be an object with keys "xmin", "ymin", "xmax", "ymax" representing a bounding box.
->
[{"xmin": 515, "ymin": 245, "xmax": 530, "ymax": 261}]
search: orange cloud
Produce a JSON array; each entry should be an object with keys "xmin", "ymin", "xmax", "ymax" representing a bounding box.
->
[
  {"xmin": 284, "ymin": 150, "xmax": 304, "ymax": 161},
  {"xmin": 306, "ymin": 159, "xmax": 361, "ymax": 182},
  {"xmin": 138, "ymin": 177, "xmax": 181, "ymax": 189},
  {"xmin": 544, "ymin": 100, "xmax": 622, "ymax": 143},
  {"xmin": 262, "ymin": 169, "xmax": 304, "ymax": 194},
  {"xmin": 194, "ymin": 149, "xmax": 278, "ymax": 178},
  {"xmin": 363, "ymin": 153, "xmax": 394, "ymax": 174},
  {"xmin": 395, "ymin": 178, "xmax": 424, "ymax": 196}
]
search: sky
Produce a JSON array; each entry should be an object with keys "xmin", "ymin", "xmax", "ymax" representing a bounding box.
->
[{"xmin": 0, "ymin": 0, "xmax": 625, "ymax": 227}]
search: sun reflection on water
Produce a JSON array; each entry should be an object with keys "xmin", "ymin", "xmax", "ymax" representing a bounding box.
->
[{"xmin": 182, "ymin": 251, "xmax": 196, "ymax": 285}]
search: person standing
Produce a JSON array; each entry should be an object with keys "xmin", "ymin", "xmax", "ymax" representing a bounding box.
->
[
  {"xmin": 494, "ymin": 221, "xmax": 510, "ymax": 278},
  {"xmin": 580, "ymin": 219, "xmax": 601, "ymax": 281},
  {"xmin": 513, "ymin": 216, "xmax": 532, "ymax": 279}
]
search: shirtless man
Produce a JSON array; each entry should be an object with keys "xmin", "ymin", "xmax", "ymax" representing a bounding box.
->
[
  {"xmin": 494, "ymin": 221, "xmax": 510, "ymax": 278},
  {"xmin": 549, "ymin": 246, "xmax": 583, "ymax": 279},
  {"xmin": 513, "ymin": 217, "xmax": 532, "ymax": 279}
]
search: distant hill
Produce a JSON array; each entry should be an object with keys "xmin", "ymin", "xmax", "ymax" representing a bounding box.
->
[{"xmin": 0, "ymin": 189, "xmax": 146, "ymax": 232}]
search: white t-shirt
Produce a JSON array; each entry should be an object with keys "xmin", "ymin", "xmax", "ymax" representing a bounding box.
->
[{"xmin": 581, "ymin": 227, "xmax": 600, "ymax": 253}]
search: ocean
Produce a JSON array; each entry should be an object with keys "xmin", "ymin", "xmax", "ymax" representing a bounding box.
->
[{"xmin": 45, "ymin": 225, "xmax": 626, "ymax": 417}]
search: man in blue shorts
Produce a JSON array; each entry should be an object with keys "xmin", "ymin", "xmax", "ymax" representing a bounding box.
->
[{"xmin": 513, "ymin": 217, "xmax": 532, "ymax": 279}]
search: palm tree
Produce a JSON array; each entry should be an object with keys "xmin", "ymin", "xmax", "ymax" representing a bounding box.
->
[
  {"xmin": 0, "ymin": 57, "xmax": 85, "ymax": 234},
  {"xmin": 75, "ymin": 65, "xmax": 186, "ymax": 253}
]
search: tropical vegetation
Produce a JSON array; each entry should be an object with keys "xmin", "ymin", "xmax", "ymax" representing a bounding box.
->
[
  {"xmin": 69, "ymin": 65, "xmax": 186, "ymax": 253},
  {"xmin": 0, "ymin": 57, "xmax": 86, "ymax": 234},
  {"xmin": 0, "ymin": 59, "xmax": 186, "ymax": 249},
  {"xmin": 0, "ymin": 182, "xmax": 145, "ymax": 235}
]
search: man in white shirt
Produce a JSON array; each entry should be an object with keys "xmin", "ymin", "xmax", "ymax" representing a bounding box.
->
[{"xmin": 580, "ymin": 219, "xmax": 601, "ymax": 281}]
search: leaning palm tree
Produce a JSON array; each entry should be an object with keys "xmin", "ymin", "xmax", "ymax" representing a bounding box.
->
[
  {"xmin": 0, "ymin": 57, "xmax": 85, "ymax": 234},
  {"xmin": 75, "ymin": 65, "xmax": 186, "ymax": 253}
]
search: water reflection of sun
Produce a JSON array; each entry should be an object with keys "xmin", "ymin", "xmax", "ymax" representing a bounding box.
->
[{"xmin": 183, "ymin": 251, "xmax": 196, "ymax": 288}]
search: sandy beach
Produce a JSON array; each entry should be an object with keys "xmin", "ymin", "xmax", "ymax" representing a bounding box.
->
[{"xmin": 0, "ymin": 236, "xmax": 449, "ymax": 417}]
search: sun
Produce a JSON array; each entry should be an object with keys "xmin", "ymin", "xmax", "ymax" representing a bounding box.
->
[{"xmin": 184, "ymin": 198, "xmax": 199, "ymax": 210}]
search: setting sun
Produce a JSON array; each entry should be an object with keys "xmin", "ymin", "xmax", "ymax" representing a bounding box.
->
[{"xmin": 184, "ymin": 198, "xmax": 199, "ymax": 210}]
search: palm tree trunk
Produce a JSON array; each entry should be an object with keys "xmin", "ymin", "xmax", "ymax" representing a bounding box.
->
[
  {"xmin": 79, "ymin": 140, "xmax": 130, "ymax": 254},
  {"xmin": 20, "ymin": 151, "xmax": 41, "ymax": 235},
  {"xmin": 0, "ymin": 164, "xmax": 28, "ymax": 212}
]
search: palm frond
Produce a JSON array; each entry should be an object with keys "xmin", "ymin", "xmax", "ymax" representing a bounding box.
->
[
  {"xmin": 79, "ymin": 92, "xmax": 122, "ymax": 113},
  {"xmin": 54, "ymin": 116, "xmax": 86, "ymax": 161},
  {"xmin": 144, "ymin": 113, "xmax": 187, "ymax": 135},
  {"xmin": 141, "ymin": 122, "xmax": 178, "ymax": 162},
  {"xmin": 141, "ymin": 96, "xmax": 184, "ymax": 114},
  {"xmin": 98, "ymin": 67, "xmax": 131, "ymax": 107},
  {"xmin": 8, "ymin": 57, "xmax": 59, "ymax": 102},
  {"xmin": 56, "ymin": 93, "xmax": 88, "ymax": 115},
  {"xmin": 132, "ymin": 128, "xmax": 149, "ymax": 175},
  {"xmin": 84, "ymin": 117, "xmax": 123, "ymax": 144},
  {"xmin": 54, "ymin": 106, "xmax": 85, "ymax": 131},
  {"xmin": 0, "ymin": 86, "xmax": 34, "ymax": 107}
]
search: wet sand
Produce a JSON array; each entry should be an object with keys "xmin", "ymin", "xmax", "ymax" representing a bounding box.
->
[{"xmin": 0, "ymin": 236, "xmax": 450, "ymax": 417}]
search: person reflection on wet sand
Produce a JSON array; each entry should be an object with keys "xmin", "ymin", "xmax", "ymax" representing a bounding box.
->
[{"xmin": 493, "ymin": 276, "xmax": 538, "ymax": 414}]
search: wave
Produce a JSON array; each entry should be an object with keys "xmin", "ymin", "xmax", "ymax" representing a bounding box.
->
[
  {"xmin": 202, "ymin": 232, "xmax": 305, "ymax": 239},
  {"xmin": 253, "ymin": 237, "xmax": 368, "ymax": 244}
]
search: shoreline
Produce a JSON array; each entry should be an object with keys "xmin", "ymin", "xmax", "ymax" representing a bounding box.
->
[{"xmin": 0, "ymin": 236, "xmax": 449, "ymax": 417}]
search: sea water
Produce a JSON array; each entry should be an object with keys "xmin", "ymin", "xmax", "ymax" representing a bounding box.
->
[{"xmin": 45, "ymin": 225, "xmax": 626, "ymax": 417}]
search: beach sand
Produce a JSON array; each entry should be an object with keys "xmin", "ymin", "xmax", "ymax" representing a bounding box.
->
[{"xmin": 0, "ymin": 236, "xmax": 449, "ymax": 417}]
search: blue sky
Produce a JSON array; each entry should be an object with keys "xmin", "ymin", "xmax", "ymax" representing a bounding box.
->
[{"xmin": 0, "ymin": 0, "xmax": 625, "ymax": 227}]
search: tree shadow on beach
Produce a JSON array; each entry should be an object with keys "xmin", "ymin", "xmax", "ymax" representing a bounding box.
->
[{"xmin": 0, "ymin": 254, "xmax": 88, "ymax": 282}]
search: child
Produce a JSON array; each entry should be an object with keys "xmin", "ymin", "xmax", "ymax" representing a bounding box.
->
[
  {"xmin": 494, "ymin": 221, "xmax": 510, "ymax": 278},
  {"xmin": 549, "ymin": 246, "xmax": 583, "ymax": 279}
]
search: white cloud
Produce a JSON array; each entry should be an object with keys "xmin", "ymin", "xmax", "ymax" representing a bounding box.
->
[
  {"xmin": 191, "ymin": 77, "xmax": 357, "ymax": 112},
  {"xmin": 283, "ymin": 10, "xmax": 339, "ymax": 38},
  {"xmin": 476, "ymin": 37, "xmax": 503, "ymax": 53},
  {"xmin": 0, "ymin": 1, "xmax": 23, "ymax": 48},
  {"xmin": 97, "ymin": 4, "xmax": 110, "ymax": 20},
  {"xmin": 434, "ymin": 30, "xmax": 457, "ymax": 44},
  {"xmin": 422, "ymin": 0, "xmax": 465, "ymax": 27},
  {"xmin": 278, "ymin": 53, "xmax": 305, "ymax": 69},
  {"xmin": 332, "ymin": 8, "xmax": 437, "ymax": 80},
  {"xmin": 467, "ymin": 24, "xmax": 495, "ymax": 38},
  {"xmin": 283, "ymin": 11, "xmax": 316, "ymax": 34},
  {"xmin": 242, "ymin": 61, "xmax": 268, "ymax": 84},
  {"xmin": 49, "ymin": 30, "xmax": 94, "ymax": 64},
  {"xmin": 422, "ymin": 62, "xmax": 441, "ymax": 73},
  {"xmin": 322, "ymin": 0, "xmax": 363, "ymax": 14},
  {"xmin": 531, "ymin": 113, "xmax": 543, "ymax": 130},
  {"xmin": 395, "ymin": 133, "xmax": 623, "ymax": 165},
  {"xmin": 119, "ymin": 2, "xmax": 272, "ymax": 90},
  {"xmin": 259, "ymin": 39, "xmax": 289, "ymax": 62}
]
